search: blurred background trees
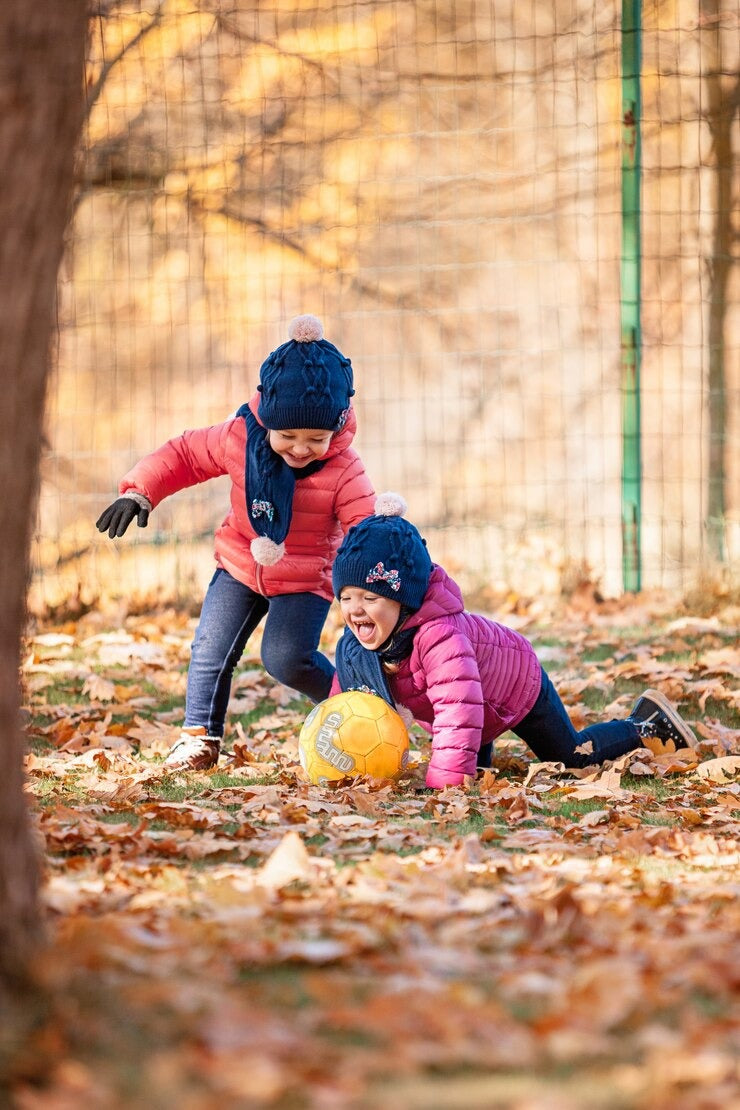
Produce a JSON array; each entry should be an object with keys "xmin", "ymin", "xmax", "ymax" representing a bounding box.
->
[{"xmin": 36, "ymin": 0, "xmax": 739, "ymax": 610}]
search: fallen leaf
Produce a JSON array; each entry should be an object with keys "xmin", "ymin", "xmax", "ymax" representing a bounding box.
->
[
  {"xmin": 695, "ymin": 756, "xmax": 740, "ymax": 783},
  {"xmin": 569, "ymin": 768, "xmax": 627, "ymax": 799},
  {"xmin": 82, "ymin": 673, "xmax": 117, "ymax": 702},
  {"xmin": 578, "ymin": 809, "xmax": 610, "ymax": 827},
  {"xmin": 255, "ymin": 831, "xmax": 316, "ymax": 890}
]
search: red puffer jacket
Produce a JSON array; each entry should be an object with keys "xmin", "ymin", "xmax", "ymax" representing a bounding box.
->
[
  {"xmin": 332, "ymin": 565, "xmax": 542, "ymax": 787},
  {"xmin": 119, "ymin": 396, "xmax": 375, "ymax": 600}
]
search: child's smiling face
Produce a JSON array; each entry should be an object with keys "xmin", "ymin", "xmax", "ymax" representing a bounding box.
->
[
  {"xmin": 268, "ymin": 428, "xmax": 333, "ymax": 467},
  {"xmin": 339, "ymin": 587, "xmax": 402, "ymax": 650}
]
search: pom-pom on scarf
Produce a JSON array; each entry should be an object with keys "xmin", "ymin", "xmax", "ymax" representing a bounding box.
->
[{"xmin": 238, "ymin": 403, "xmax": 328, "ymax": 566}]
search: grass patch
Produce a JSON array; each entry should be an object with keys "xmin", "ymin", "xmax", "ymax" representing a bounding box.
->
[
  {"xmin": 233, "ymin": 696, "xmax": 312, "ymax": 731},
  {"xmin": 702, "ymin": 699, "xmax": 740, "ymax": 728},
  {"xmin": 579, "ymin": 681, "xmax": 644, "ymax": 712},
  {"xmin": 208, "ymin": 770, "xmax": 279, "ymax": 788},
  {"xmin": 31, "ymin": 680, "xmax": 84, "ymax": 706},
  {"xmin": 642, "ymin": 812, "xmax": 679, "ymax": 827},
  {"xmin": 96, "ymin": 810, "xmax": 140, "ymax": 825},
  {"xmin": 145, "ymin": 770, "xmax": 278, "ymax": 802},
  {"xmin": 580, "ymin": 644, "xmax": 618, "ymax": 663},
  {"xmin": 316, "ymin": 1024, "xmax": 385, "ymax": 1049},
  {"xmin": 145, "ymin": 779, "xmax": 211, "ymax": 803},
  {"xmin": 688, "ymin": 990, "xmax": 733, "ymax": 1020},
  {"xmin": 33, "ymin": 773, "xmax": 91, "ymax": 807},
  {"xmin": 527, "ymin": 635, "xmax": 566, "ymax": 649},
  {"xmin": 543, "ymin": 796, "xmax": 615, "ymax": 821},
  {"xmin": 620, "ymin": 774, "xmax": 676, "ymax": 798},
  {"xmin": 236, "ymin": 965, "xmax": 315, "ymax": 1008},
  {"xmin": 27, "ymin": 733, "xmax": 63, "ymax": 752}
]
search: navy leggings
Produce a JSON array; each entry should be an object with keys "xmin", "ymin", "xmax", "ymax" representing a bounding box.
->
[
  {"xmin": 184, "ymin": 568, "xmax": 334, "ymax": 736},
  {"xmin": 478, "ymin": 666, "xmax": 641, "ymax": 769}
]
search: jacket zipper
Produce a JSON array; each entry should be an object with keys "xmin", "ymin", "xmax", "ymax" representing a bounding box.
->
[{"xmin": 255, "ymin": 563, "xmax": 265, "ymax": 595}]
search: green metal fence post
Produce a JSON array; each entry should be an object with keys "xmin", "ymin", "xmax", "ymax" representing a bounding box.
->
[{"xmin": 620, "ymin": 0, "xmax": 642, "ymax": 592}]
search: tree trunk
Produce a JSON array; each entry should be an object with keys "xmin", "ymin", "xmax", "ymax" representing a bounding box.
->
[
  {"xmin": 700, "ymin": 0, "xmax": 739, "ymax": 562},
  {"xmin": 0, "ymin": 0, "xmax": 88, "ymax": 998}
]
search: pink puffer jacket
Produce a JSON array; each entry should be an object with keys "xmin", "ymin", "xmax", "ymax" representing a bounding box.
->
[
  {"xmin": 119, "ymin": 396, "xmax": 375, "ymax": 601},
  {"xmin": 333, "ymin": 565, "xmax": 542, "ymax": 787}
]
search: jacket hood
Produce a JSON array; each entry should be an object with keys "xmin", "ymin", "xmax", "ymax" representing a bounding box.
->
[
  {"xmin": 247, "ymin": 392, "xmax": 357, "ymax": 460},
  {"xmin": 403, "ymin": 564, "xmax": 464, "ymax": 628}
]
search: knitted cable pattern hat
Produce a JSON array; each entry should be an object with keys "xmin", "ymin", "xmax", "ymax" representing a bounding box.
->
[
  {"xmin": 332, "ymin": 493, "xmax": 433, "ymax": 611},
  {"xmin": 257, "ymin": 314, "xmax": 355, "ymax": 431}
]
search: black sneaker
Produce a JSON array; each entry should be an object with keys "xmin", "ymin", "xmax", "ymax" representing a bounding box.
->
[{"xmin": 628, "ymin": 689, "xmax": 697, "ymax": 756}]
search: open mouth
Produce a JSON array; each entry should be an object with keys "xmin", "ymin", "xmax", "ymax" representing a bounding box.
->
[{"xmin": 353, "ymin": 620, "xmax": 377, "ymax": 644}]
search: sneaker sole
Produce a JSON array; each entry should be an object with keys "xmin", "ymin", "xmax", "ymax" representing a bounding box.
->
[{"xmin": 640, "ymin": 688, "xmax": 697, "ymax": 749}]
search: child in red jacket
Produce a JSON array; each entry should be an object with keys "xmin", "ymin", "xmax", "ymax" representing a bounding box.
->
[
  {"xmin": 331, "ymin": 495, "xmax": 697, "ymax": 789},
  {"xmin": 97, "ymin": 316, "xmax": 375, "ymax": 770}
]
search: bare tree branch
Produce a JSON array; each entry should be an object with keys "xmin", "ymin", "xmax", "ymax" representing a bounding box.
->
[{"xmin": 84, "ymin": 3, "xmax": 164, "ymax": 118}]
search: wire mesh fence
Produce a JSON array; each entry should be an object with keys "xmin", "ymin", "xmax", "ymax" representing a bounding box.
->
[{"xmin": 33, "ymin": 0, "xmax": 739, "ymax": 612}]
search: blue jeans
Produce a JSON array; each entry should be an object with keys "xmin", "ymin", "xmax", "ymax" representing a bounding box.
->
[
  {"xmin": 184, "ymin": 568, "xmax": 334, "ymax": 736},
  {"xmin": 509, "ymin": 665, "xmax": 641, "ymax": 767}
]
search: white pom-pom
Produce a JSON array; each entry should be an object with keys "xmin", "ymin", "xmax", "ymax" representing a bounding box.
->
[
  {"xmin": 288, "ymin": 314, "xmax": 324, "ymax": 343},
  {"xmin": 251, "ymin": 536, "xmax": 286, "ymax": 566},
  {"xmin": 374, "ymin": 492, "xmax": 407, "ymax": 518}
]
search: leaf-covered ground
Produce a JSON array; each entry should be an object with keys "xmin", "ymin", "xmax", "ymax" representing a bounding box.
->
[{"xmin": 7, "ymin": 595, "xmax": 740, "ymax": 1108}]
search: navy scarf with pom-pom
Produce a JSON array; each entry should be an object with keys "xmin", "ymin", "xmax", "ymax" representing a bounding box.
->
[{"xmin": 238, "ymin": 403, "xmax": 327, "ymax": 546}]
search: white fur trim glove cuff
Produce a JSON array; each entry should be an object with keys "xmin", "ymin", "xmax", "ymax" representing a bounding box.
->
[{"xmin": 124, "ymin": 491, "xmax": 153, "ymax": 513}]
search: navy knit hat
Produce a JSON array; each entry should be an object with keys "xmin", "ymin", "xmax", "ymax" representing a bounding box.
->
[
  {"xmin": 332, "ymin": 493, "xmax": 433, "ymax": 611},
  {"xmin": 257, "ymin": 315, "xmax": 355, "ymax": 431}
]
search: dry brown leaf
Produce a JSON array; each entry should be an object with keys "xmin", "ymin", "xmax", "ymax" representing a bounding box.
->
[
  {"xmin": 255, "ymin": 830, "xmax": 316, "ymax": 890},
  {"xmin": 569, "ymin": 768, "xmax": 627, "ymax": 799},
  {"xmin": 139, "ymin": 802, "xmax": 223, "ymax": 829},
  {"xmin": 88, "ymin": 777, "xmax": 150, "ymax": 805},
  {"xmin": 695, "ymin": 756, "xmax": 740, "ymax": 783},
  {"xmin": 522, "ymin": 761, "xmax": 567, "ymax": 787},
  {"xmin": 694, "ymin": 718, "xmax": 740, "ymax": 751},
  {"xmin": 628, "ymin": 759, "xmax": 654, "ymax": 776},
  {"xmin": 504, "ymin": 791, "xmax": 532, "ymax": 824},
  {"xmin": 577, "ymin": 809, "xmax": 610, "ymax": 827},
  {"xmin": 81, "ymin": 673, "xmax": 117, "ymax": 702},
  {"xmin": 650, "ymin": 749, "xmax": 700, "ymax": 775}
]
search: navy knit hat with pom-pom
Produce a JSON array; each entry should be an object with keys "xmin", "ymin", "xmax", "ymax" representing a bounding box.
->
[
  {"xmin": 332, "ymin": 493, "xmax": 433, "ymax": 611},
  {"xmin": 258, "ymin": 314, "xmax": 355, "ymax": 431}
]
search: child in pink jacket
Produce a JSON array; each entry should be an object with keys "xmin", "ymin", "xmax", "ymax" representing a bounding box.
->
[
  {"xmin": 97, "ymin": 316, "xmax": 375, "ymax": 770},
  {"xmin": 331, "ymin": 495, "xmax": 697, "ymax": 789}
]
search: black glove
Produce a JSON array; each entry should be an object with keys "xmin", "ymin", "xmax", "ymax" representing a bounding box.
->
[{"xmin": 96, "ymin": 497, "xmax": 150, "ymax": 538}]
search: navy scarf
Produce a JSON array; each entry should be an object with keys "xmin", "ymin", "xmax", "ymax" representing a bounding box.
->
[
  {"xmin": 238, "ymin": 404, "xmax": 327, "ymax": 545},
  {"xmin": 335, "ymin": 621, "xmax": 417, "ymax": 708}
]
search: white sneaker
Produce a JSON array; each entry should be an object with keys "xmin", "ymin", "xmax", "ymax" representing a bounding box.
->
[{"xmin": 164, "ymin": 728, "xmax": 221, "ymax": 771}]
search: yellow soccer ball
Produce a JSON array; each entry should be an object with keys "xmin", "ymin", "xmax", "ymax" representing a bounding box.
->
[{"xmin": 298, "ymin": 691, "xmax": 410, "ymax": 785}]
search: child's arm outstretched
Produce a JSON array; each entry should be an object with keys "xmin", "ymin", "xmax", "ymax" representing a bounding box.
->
[
  {"xmin": 96, "ymin": 421, "xmax": 232, "ymax": 538},
  {"xmin": 418, "ymin": 625, "xmax": 486, "ymax": 789}
]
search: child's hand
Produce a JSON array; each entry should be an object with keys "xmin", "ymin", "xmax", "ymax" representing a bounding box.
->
[{"xmin": 96, "ymin": 497, "xmax": 150, "ymax": 538}]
